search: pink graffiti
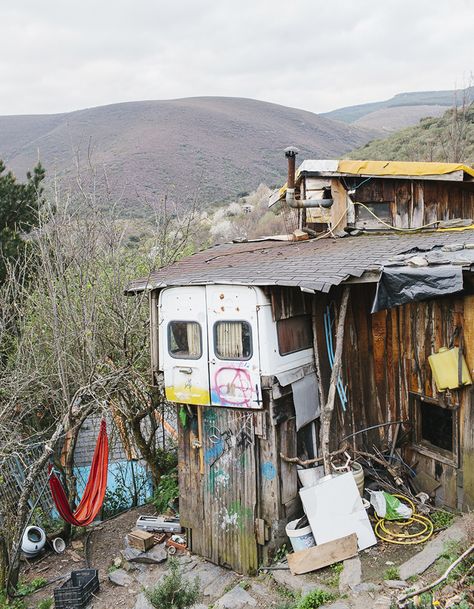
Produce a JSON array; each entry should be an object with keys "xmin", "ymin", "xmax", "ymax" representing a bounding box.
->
[{"xmin": 213, "ymin": 367, "xmax": 253, "ymax": 407}]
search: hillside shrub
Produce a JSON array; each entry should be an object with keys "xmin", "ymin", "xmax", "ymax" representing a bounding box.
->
[{"xmin": 145, "ymin": 557, "xmax": 200, "ymax": 609}]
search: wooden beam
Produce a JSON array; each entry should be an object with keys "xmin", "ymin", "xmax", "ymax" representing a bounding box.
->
[
  {"xmin": 320, "ymin": 287, "xmax": 350, "ymax": 474},
  {"xmin": 287, "ymin": 533, "xmax": 358, "ymax": 575}
]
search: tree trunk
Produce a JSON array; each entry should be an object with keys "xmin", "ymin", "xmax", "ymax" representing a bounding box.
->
[
  {"xmin": 320, "ymin": 287, "xmax": 350, "ymax": 475},
  {"xmin": 0, "ymin": 534, "xmax": 8, "ymax": 590},
  {"xmin": 7, "ymin": 419, "xmax": 66, "ymax": 596},
  {"xmin": 130, "ymin": 414, "xmax": 161, "ymax": 489}
]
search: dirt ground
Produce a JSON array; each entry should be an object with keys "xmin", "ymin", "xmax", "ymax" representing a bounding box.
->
[
  {"xmin": 23, "ymin": 505, "xmax": 157, "ymax": 609},
  {"xmin": 20, "ymin": 508, "xmax": 471, "ymax": 609}
]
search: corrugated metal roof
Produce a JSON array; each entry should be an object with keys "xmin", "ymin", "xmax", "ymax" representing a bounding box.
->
[{"xmin": 126, "ymin": 229, "xmax": 474, "ymax": 294}]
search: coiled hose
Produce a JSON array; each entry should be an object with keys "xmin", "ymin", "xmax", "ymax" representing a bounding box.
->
[{"xmin": 374, "ymin": 494, "xmax": 434, "ymax": 545}]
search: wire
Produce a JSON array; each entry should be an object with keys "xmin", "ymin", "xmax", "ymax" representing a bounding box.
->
[
  {"xmin": 340, "ymin": 420, "xmax": 406, "ymax": 443},
  {"xmin": 354, "ymin": 201, "xmax": 440, "ymax": 232},
  {"xmin": 323, "ymin": 305, "xmax": 348, "ymax": 410}
]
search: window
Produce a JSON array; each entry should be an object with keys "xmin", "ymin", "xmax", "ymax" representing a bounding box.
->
[
  {"xmin": 277, "ymin": 315, "xmax": 312, "ymax": 355},
  {"xmin": 168, "ymin": 321, "xmax": 202, "ymax": 359},
  {"xmin": 214, "ymin": 321, "xmax": 252, "ymax": 360},
  {"xmin": 420, "ymin": 402, "xmax": 453, "ymax": 452},
  {"xmin": 410, "ymin": 392, "xmax": 458, "ymax": 465},
  {"xmin": 355, "ymin": 202, "xmax": 392, "ymax": 229}
]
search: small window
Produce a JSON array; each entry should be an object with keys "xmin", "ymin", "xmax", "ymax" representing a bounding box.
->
[
  {"xmin": 420, "ymin": 401, "xmax": 453, "ymax": 452},
  {"xmin": 168, "ymin": 321, "xmax": 202, "ymax": 359},
  {"xmin": 214, "ymin": 321, "xmax": 252, "ymax": 360},
  {"xmin": 410, "ymin": 392, "xmax": 458, "ymax": 465},
  {"xmin": 277, "ymin": 315, "xmax": 312, "ymax": 355}
]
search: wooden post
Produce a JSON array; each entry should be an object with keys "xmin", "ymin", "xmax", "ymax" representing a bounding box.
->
[
  {"xmin": 196, "ymin": 406, "xmax": 205, "ymax": 475},
  {"xmin": 312, "ymin": 298, "xmax": 327, "ymax": 409},
  {"xmin": 320, "ymin": 287, "xmax": 350, "ymax": 474}
]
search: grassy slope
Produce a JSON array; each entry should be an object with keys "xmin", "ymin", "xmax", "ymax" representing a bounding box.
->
[{"xmin": 346, "ymin": 105, "xmax": 474, "ymax": 165}]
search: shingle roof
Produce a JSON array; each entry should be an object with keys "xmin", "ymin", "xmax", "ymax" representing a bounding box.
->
[{"xmin": 126, "ymin": 229, "xmax": 474, "ymax": 294}]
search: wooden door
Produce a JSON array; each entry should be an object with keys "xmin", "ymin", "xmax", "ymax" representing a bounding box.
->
[{"xmin": 179, "ymin": 405, "xmax": 259, "ymax": 574}]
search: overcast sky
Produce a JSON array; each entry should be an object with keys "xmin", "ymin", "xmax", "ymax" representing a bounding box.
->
[{"xmin": 0, "ymin": 0, "xmax": 473, "ymax": 116}]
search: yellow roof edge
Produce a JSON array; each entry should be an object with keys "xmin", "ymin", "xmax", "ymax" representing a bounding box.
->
[
  {"xmin": 338, "ymin": 160, "xmax": 474, "ymax": 179},
  {"xmin": 269, "ymin": 160, "xmax": 474, "ymax": 207}
]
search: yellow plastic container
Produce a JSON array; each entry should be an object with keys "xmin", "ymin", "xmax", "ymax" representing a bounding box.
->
[{"xmin": 428, "ymin": 347, "xmax": 472, "ymax": 391}]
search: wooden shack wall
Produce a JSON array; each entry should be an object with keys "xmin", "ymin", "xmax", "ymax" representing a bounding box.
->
[
  {"xmin": 319, "ymin": 285, "xmax": 474, "ymax": 510},
  {"xmin": 355, "ymin": 179, "xmax": 474, "ymax": 228},
  {"xmin": 177, "ymin": 391, "xmax": 299, "ymax": 574}
]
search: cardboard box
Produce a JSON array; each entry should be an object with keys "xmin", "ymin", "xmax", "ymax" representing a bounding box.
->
[{"xmin": 128, "ymin": 529, "xmax": 156, "ymax": 552}]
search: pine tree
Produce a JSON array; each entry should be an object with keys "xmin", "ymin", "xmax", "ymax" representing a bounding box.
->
[{"xmin": 0, "ymin": 160, "xmax": 45, "ymax": 282}]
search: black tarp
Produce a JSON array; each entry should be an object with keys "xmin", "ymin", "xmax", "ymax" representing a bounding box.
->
[{"xmin": 372, "ymin": 265, "xmax": 464, "ymax": 313}]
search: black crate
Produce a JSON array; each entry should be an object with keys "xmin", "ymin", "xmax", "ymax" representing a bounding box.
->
[{"xmin": 54, "ymin": 569, "xmax": 99, "ymax": 609}]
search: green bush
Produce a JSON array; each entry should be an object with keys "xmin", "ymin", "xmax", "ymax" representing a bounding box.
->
[
  {"xmin": 296, "ymin": 588, "xmax": 335, "ymax": 609},
  {"xmin": 430, "ymin": 510, "xmax": 455, "ymax": 529},
  {"xmin": 155, "ymin": 447, "xmax": 178, "ymax": 475},
  {"xmin": 0, "ymin": 589, "xmax": 25, "ymax": 609},
  {"xmin": 17, "ymin": 577, "xmax": 47, "ymax": 596},
  {"xmin": 383, "ymin": 566, "xmax": 400, "ymax": 580},
  {"xmin": 153, "ymin": 473, "xmax": 179, "ymax": 513},
  {"xmin": 145, "ymin": 557, "xmax": 200, "ymax": 609}
]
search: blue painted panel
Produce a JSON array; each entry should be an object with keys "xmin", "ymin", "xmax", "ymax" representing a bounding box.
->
[{"xmin": 74, "ymin": 460, "xmax": 153, "ymax": 515}]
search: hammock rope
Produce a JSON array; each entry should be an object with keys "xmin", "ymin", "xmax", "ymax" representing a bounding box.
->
[{"xmin": 49, "ymin": 419, "xmax": 109, "ymax": 526}]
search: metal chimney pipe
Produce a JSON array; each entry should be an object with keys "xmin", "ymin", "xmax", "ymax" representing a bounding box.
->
[
  {"xmin": 285, "ymin": 146, "xmax": 298, "ymax": 188},
  {"xmin": 284, "ymin": 146, "xmax": 334, "ymax": 209},
  {"xmin": 285, "ymin": 146, "xmax": 299, "ymax": 206}
]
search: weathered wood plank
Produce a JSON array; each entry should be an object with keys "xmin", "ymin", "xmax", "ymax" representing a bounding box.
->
[
  {"xmin": 462, "ymin": 296, "xmax": 474, "ymax": 510},
  {"xmin": 330, "ymin": 178, "xmax": 348, "ymax": 230},
  {"xmin": 287, "ymin": 533, "xmax": 358, "ymax": 575}
]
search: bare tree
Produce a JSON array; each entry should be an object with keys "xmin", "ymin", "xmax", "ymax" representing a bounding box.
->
[
  {"xmin": 441, "ymin": 81, "xmax": 474, "ymax": 163},
  {"xmin": 0, "ymin": 167, "xmax": 189, "ymax": 595}
]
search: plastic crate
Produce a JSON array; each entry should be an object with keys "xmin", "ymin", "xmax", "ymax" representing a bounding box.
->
[{"xmin": 54, "ymin": 569, "xmax": 99, "ymax": 609}]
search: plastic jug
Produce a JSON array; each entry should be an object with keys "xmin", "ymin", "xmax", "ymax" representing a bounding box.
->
[{"xmin": 428, "ymin": 347, "xmax": 472, "ymax": 391}]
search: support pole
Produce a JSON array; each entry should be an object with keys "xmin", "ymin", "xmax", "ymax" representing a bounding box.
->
[
  {"xmin": 196, "ymin": 406, "xmax": 204, "ymax": 475},
  {"xmin": 320, "ymin": 287, "xmax": 350, "ymax": 475}
]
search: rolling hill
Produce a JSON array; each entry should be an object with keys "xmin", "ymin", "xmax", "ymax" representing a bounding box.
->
[
  {"xmin": 322, "ymin": 87, "xmax": 474, "ymax": 132},
  {"xmin": 0, "ymin": 97, "xmax": 379, "ymax": 215}
]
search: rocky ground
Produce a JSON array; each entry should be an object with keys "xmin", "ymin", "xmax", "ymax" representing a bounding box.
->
[{"xmin": 22, "ymin": 508, "xmax": 472, "ymax": 609}]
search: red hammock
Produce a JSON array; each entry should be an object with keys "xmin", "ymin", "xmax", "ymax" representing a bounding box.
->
[{"xmin": 49, "ymin": 419, "xmax": 109, "ymax": 526}]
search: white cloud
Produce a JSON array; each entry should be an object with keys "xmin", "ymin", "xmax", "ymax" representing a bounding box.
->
[{"xmin": 0, "ymin": 0, "xmax": 472, "ymax": 115}]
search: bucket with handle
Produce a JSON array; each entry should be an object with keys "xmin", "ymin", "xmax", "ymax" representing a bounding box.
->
[{"xmin": 285, "ymin": 517, "xmax": 315, "ymax": 552}]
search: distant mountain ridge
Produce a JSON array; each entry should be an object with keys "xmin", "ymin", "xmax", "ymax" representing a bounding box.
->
[
  {"xmin": 0, "ymin": 97, "xmax": 378, "ymax": 216},
  {"xmin": 322, "ymin": 87, "xmax": 474, "ymax": 132}
]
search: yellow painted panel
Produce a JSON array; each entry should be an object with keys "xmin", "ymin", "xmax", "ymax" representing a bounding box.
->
[{"xmin": 165, "ymin": 385, "xmax": 210, "ymax": 406}]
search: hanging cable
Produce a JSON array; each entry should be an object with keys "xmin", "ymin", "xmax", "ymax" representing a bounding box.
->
[
  {"xmin": 324, "ymin": 304, "xmax": 348, "ymax": 410},
  {"xmin": 354, "ymin": 201, "xmax": 440, "ymax": 232}
]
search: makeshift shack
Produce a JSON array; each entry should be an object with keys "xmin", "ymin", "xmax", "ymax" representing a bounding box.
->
[{"xmin": 127, "ymin": 155, "xmax": 474, "ymax": 574}]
